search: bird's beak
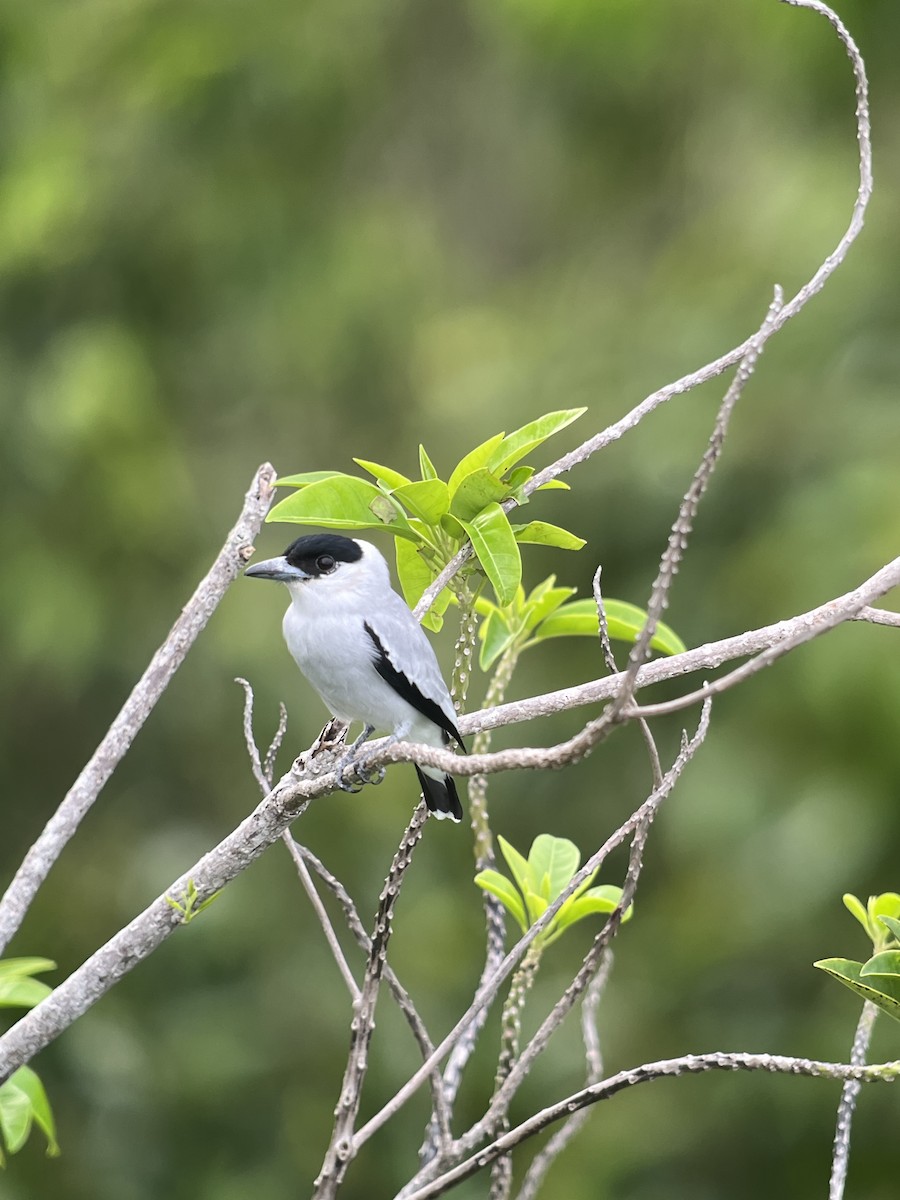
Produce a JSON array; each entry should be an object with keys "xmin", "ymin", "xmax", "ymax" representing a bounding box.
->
[{"xmin": 244, "ymin": 555, "xmax": 311, "ymax": 583}]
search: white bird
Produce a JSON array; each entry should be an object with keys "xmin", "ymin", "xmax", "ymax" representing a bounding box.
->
[{"xmin": 244, "ymin": 533, "xmax": 464, "ymax": 821}]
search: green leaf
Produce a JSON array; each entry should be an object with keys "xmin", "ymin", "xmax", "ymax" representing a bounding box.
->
[
  {"xmin": 392, "ymin": 479, "xmax": 450, "ymax": 525},
  {"xmin": 474, "ymin": 870, "xmax": 528, "ymax": 933},
  {"xmin": 522, "ymin": 585, "xmax": 575, "ymax": 635},
  {"xmin": 479, "ymin": 608, "xmax": 517, "ymax": 671},
  {"xmin": 527, "ymin": 835, "xmax": 580, "ymax": 903},
  {"xmin": 353, "ymin": 459, "xmax": 413, "ymax": 490},
  {"xmin": 512, "ymin": 521, "xmax": 585, "ymax": 551},
  {"xmin": 273, "ymin": 470, "xmax": 345, "ymax": 488},
  {"xmin": 266, "ymin": 475, "xmax": 418, "ymax": 541},
  {"xmin": 524, "ymin": 890, "xmax": 549, "ymax": 925},
  {"xmin": 498, "ymin": 836, "xmax": 536, "ymax": 900},
  {"xmin": 532, "ymin": 598, "xmax": 687, "ymax": 656},
  {"xmin": 449, "ymin": 468, "xmax": 509, "ymax": 522},
  {"xmin": 0, "ymin": 1082, "xmax": 32, "ymax": 1155},
  {"xmin": 878, "ymin": 916, "xmax": 900, "ymax": 943},
  {"xmin": 6, "ymin": 1067, "xmax": 58, "ymax": 1157},
  {"xmin": 843, "ymin": 893, "xmax": 872, "ymax": 938},
  {"xmin": 555, "ymin": 886, "xmax": 626, "ymax": 934},
  {"xmin": 488, "ymin": 408, "xmax": 586, "ymax": 475},
  {"xmin": 459, "ymin": 504, "xmax": 522, "ymax": 606},
  {"xmin": 448, "ymin": 432, "xmax": 506, "ymax": 495},
  {"xmin": 0, "ymin": 959, "xmax": 56, "ymax": 980},
  {"xmin": 419, "ymin": 444, "xmax": 438, "ymax": 481},
  {"xmin": 0, "ymin": 977, "xmax": 52, "ymax": 1008},
  {"xmin": 860, "ymin": 951, "xmax": 900, "ymax": 978},
  {"xmin": 535, "ymin": 479, "xmax": 570, "ymax": 491},
  {"xmin": 870, "ymin": 893, "xmax": 900, "ymax": 924},
  {"xmin": 503, "ymin": 466, "xmax": 534, "ymax": 490},
  {"xmin": 394, "ymin": 539, "xmax": 452, "ymax": 633},
  {"xmin": 815, "ymin": 957, "xmax": 900, "ymax": 1022}
]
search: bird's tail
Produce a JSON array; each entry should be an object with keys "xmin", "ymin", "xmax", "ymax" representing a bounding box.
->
[{"xmin": 414, "ymin": 765, "xmax": 463, "ymax": 823}]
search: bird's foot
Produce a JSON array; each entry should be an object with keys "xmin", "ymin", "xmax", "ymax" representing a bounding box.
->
[{"xmin": 334, "ymin": 724, "xmax": 376, "ymax": 793}]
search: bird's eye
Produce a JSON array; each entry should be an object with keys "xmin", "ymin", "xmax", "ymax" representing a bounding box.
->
[{"xmin": 316, "ymin": 554, "xmax": 336, "ymax": 573}]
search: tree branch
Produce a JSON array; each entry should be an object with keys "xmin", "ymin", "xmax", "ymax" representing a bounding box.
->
[
  {"xmin": 0, "ymin": 463, "xmax": 277, "ymax": 956},
  {"xmin": 829, "ymin": 1000, "xmax": 879, "ymax": 1200},
  {"xmin": 402, "ymin": 1051, "xmax": 899, "ymax": 1200},
  {"xmin": 313, "ymin": 803, "xmax": 430, "ymax": 1199}
]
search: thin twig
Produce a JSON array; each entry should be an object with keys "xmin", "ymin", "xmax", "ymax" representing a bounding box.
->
[
  {"xmin": 514, "ymin": 954, "xmax": 611, "ymax": 1200},
  {"xmin": 594, "ymin": 567, "xmax": 664, "ymax": 788},
  {"xmin": 457, "ymin": 593, "xmax": 899, "ymax": 740},
  {"xmin": 624, "ymin": 558, "xmax": 900, "ymax": 720},
  {"xmin": 829, "ymin": 1000, "xmax": 879, "ymax": 1200},
  {"xmin": 0, "ymin": 463, "xmax": 277, "ymax": 956},
  {"xmin": 291, "ymin": 841, "xmax": 454, "ymax": 1152},
  {"xmin": 235, "ymin": 677, "xmax": 269, "ymax": 793},
  {"xmin": 281, "ymin": 836, "xmax": 361, "ymax": 1003},
  {"xmin": 264, "ymin": 702, "xmax": 289, "ymax": 781},
  {"xmin": 612, "ymin": 288, "xmax": 783, "ymax": 718},
  {"xmin": 313, "ymin": 803, "xmax": 430, "ymax": 1199},
  {"xmin": 236, "ymin": 679, "xmax": 361, "ymax": 1002}
]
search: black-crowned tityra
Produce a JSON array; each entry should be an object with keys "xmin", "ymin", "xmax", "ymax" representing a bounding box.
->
[{"xmin": 245, "ymin": 533, "xmax": 464, "ymax": 821}]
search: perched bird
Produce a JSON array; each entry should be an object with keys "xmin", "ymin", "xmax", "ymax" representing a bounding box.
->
[{"xmin": 244, "ymin": 533, "xmax": 464, "ymax": 821}]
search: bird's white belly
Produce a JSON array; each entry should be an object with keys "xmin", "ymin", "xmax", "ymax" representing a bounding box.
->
[{"xmin": 282, "ymin": 604, "xmax": 440, "ymax": 744}]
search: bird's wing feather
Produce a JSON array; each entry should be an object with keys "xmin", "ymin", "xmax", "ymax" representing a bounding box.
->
[{"xmin": 363, "ymin": 596, "xmax": 463, "ymax": 748}]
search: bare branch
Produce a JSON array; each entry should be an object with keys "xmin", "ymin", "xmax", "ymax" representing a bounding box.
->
[
  {"xmin": 612, "ymin": 289, "xmax": 783, "ymax": 717},
  {"xmin": 355, "ymin": 701, "xmax": 711, "ymax": 1153},
  {"xmin": 313, "ymin": 803, "xmax": 430, "ymax": 1199},
  {"xmin": 625, "ymin": 556, "xmax": 900, "ymax": 720},
  {"xmin": 281, "ymin": 835, "xmax": 361, "ymax": 1004},
  {"xmin": 0, "ymin": 463, "xmax": 277, "ymax": 957},
  {"xmin": 264, "ymin": 702, "xmax": 289, "ymax": 781},
  {"xmin": 291, "ymin": 842, "xmax": 453, "ymax": 1152},
  {"xmin": 854, "ymin": 606, "xmax": 900, "ymax": 629},
  {"xmin": 235, "ymin": 677, "xmax": 269, "ymax": 794},
  {"xmin": 594, "ymin": 567, "xmax": 663, "ymax": 788},
  {"xmin": 514, "ymin": 955, "xmax": 611, "ymax": 1200},
  {"xmin": 455, "ymin": 562, "xmax": 900, "ymax": 742},
  {"xmin": 829, "ymin": 1000, "xmax": 879, "ymax": 1200},
  {"xmin": 403, "ymin": 1051, "xmax": 899, "ymax": 1200}
]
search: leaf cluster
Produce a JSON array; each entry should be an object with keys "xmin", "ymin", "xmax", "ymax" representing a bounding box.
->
[
  {"xmin": 267, "ymin": 409, "xmax": 587, "ymax": 624},
  {"xmin": 475, "ymin": 834, "xmax": 632, "ymax": 949},
  {"xmin": 0, "ymin": 959, "xmax": 60, "ymax": 1165},
  {"xmin": 815, "ymin": 893, "xmax": 900, "ymax": 1023},
  {"xmin": 477, "ymin": 577, "xmax": 686, "ymax": 671}
]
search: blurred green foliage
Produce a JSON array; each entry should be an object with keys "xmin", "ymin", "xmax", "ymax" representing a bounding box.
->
[{"xmin": 2, "ymin": 0, "xmax": 900, "ymax": 1198}]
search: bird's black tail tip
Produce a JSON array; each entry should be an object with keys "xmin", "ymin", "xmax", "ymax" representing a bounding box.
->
[{"xmin": 414, "ymin": 766, "xmax": 463, "ymax": 823}]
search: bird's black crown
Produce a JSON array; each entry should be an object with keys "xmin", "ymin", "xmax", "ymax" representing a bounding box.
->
[{"xmin": 284, "ymin": 533, "xmax": 363, "ymax": 576}]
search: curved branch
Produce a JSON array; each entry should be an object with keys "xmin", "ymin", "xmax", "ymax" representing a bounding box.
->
[{"xmin": 402, "ymin": 1051, "xmax": 899, "ymax": 1200}]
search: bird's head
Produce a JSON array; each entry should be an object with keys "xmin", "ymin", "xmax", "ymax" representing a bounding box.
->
[{"xmin": 244, "ymin": 533, "xmax": 388, "ymax": 599}]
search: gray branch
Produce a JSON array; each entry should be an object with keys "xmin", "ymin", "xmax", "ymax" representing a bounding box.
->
[
  {"xmin": 402, "ymin": 1052, "xmax": 900, "ymax": 1200},
  {"xmin": 829, "ymin": 1000, "xmax": 879, "ymax": 1200},
  {"xmin": 0, "ymin": 463, "xmax": 277, "ymax": 956}
]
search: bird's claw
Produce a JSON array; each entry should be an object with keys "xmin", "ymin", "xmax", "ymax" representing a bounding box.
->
[{"xmin": 334, "ymin": 747, "xmax": 384, "ymax": 792}]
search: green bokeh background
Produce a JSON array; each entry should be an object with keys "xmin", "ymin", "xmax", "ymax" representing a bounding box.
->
[{"xmin": 2, "ymin": 0, "xmax": 899, "ymax": 1196}]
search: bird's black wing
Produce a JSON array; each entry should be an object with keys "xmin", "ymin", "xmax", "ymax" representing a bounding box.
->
[{"xmin": 364, "ymin": 622, "xmax": 464, "ymax": 749}]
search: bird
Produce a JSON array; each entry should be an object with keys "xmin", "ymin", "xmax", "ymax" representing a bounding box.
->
[{"xmin": 244, "ymin": 533, "xmax": 464, "ymax": 821}]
